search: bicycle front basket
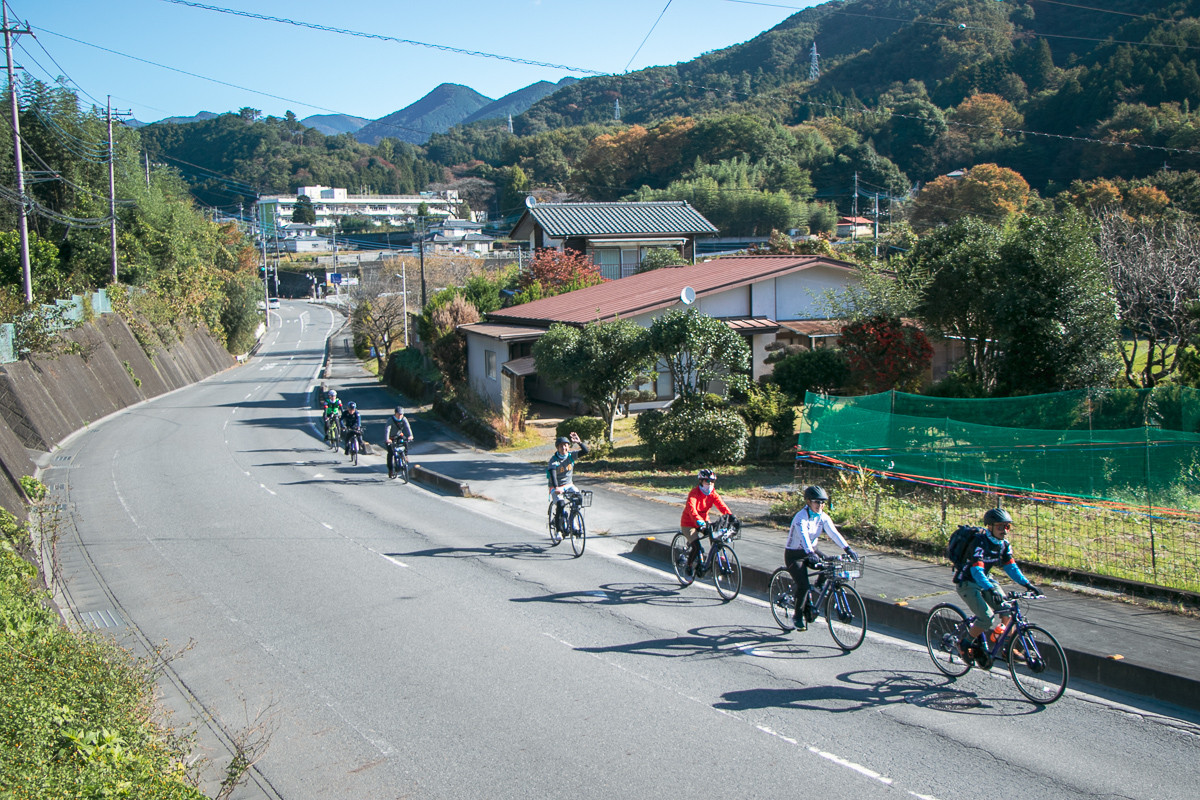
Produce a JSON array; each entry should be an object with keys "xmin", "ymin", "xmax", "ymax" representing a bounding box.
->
[
  {"xmin": 577, "ymin": 489, "xmax": 593, "ymax": 508},
  {"xmin": 837, "ymin": 556, "xmax": 866, "ymax": 581}
]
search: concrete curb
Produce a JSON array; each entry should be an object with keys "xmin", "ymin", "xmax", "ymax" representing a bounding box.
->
[
  {"xmin": 411, "ymin": 465, "xmax": 471, "ymax": 497},
  {"xmin": 632, "ymin": 537, "xmax": 1200, "ymax": 713}
]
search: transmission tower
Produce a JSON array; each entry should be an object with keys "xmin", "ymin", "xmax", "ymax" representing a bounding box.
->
[{"xmin": 809, "ymin": 42, "xmax": 820, "ymax": 81}]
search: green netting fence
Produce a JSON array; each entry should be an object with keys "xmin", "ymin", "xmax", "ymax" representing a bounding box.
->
[
  {"xmin": 801, "ymin": 388, "xmax": 1200, "ymax": 510},
  {"xmin": 797, "ymin": 388, "xmax": 1200, "ymax": 594}
]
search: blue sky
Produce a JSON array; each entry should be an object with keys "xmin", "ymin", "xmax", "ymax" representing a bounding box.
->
[{"xmin": 15, "ymin": 0, "xmax": 817, "ymax": 124}]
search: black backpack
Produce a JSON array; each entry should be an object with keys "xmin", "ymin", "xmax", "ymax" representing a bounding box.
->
[{"xmin": 945, "ymin": 525, "xmax": 984, "ymax": 569}]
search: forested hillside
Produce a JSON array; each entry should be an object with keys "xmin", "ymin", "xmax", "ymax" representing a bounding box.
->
[{"xmin": 120, "ymin": 0, "xmax": 1200, "ymax": 235}]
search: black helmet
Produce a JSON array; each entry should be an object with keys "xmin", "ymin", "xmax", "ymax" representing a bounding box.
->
[
  {"xmin": 803, "ymin": 485, "xmax": 829, "ymax": 502},
  {"xmin": 697, "ymin": 468, "xmax": 717, "ymax": 482},
  {"xmin": 556, "ymin": 436, "xmax": 571, "ymax": 446},
  {"xmin": 983, "ymin": 508, "xmax": 1012, "ymax": 525},
  {"xmin": 347, "ymin": 401, "xmax": 357, "ymax": 411}
]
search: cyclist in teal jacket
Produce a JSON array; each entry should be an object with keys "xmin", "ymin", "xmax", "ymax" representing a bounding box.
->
[{"xmin": 953, "ymin": 508, "xmax": 1040, "ymax": 667}]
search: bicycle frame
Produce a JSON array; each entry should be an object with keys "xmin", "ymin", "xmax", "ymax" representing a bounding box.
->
[{"xmin": 807, "ymin": 558, "xmax": 862, "ymax": 620}]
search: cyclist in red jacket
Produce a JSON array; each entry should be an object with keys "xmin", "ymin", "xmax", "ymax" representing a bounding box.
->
[{"xmin": 679, "ymin": 469, "xmax": 737, "ymax": 573}]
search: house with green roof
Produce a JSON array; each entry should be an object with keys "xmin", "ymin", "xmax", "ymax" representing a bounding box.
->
[{"xmin": 509, "ymin": 200, "xmax": 719, "ymax": 280}]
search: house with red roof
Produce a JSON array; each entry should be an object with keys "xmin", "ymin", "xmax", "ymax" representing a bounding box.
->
[{"xmin": 460, "ymin": 254, "xmax": 863, "ymax": 417}]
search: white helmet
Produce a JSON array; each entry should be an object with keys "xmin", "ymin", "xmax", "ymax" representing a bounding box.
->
[{"xmin": 327, "ymin": 389, "xmax": 337, "ymax": 399}]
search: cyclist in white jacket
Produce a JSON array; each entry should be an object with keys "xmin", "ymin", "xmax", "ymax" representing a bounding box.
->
[{"xmin": 784, "ymin": 485, "xmax": 857, "ymax": 630}]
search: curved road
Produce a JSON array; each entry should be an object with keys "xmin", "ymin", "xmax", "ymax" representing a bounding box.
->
[{"xmin": 48, "ymin": 301, "xmax": 1200, "ymax": 799}]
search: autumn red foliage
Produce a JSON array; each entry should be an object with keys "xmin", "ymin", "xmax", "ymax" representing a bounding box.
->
[
  {"xmin": 839, "ymin": 315, "xmax": 934, "ymax": 393},
  {"xmin": 519, "ymin": 248, "xmax": 605, "ymax": 297}
]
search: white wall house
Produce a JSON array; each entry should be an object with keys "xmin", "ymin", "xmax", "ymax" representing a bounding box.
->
[
  {"xmin": 459, "ymin": 254, "xmax": 863, "ymax": 419},
  {"xmin": 256, "ymin": 185, "xmax": 463, "ymax": 235}
]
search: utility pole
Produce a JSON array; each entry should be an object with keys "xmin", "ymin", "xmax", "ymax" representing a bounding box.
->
[
  {"xmin": 873, "ymin": 192, "xmax": 880, "ymax": 258},
  {"xmin": 852, "ymin": 172, "xmax": 859, "ymax": 241},
  {"xmin": 417, "ymin": 215, "xmax": 427, "ymax": 308},
  {"xmin": 3, "ymin": 7, "xmax": 32, "ymax": 304},
  {"xmin": 144, "ymin": 151, "xmax": 150, "ymax": 188},
  {"xmin": 257, "ymin": 198, "xmax": 270, "ymax": 329}
]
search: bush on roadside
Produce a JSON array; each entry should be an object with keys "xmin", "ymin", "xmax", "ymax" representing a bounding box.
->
[
  {"xmin": 0, "ymin": 543, "xmax": 204, "ymax": 799},
  {"xmin": 644, "ymin": 404, "xmax": 748, "ymax": 464},
  {"xmin": 634, "ymin": 408, "xmax": 666, "ymax": 452},
  {"xmin": 554, "ymin": 416, "xmax": 610, "ymax": 457}
]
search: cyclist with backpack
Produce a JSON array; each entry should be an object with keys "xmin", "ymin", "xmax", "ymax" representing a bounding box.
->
[
  {"xmin": 384, "ymin": 406, "xmax": 413, "ymax": 479},
  {"xmin": 341, "ymin": 401, "xmax": 363, "ymax": 456},
  {"xmin": 785, "ymin": 485, "xmax": 858, "ymax": 630},
  {"xmin": 951, "ymin": 508, "xmax": 1041, "ymax": 668}
]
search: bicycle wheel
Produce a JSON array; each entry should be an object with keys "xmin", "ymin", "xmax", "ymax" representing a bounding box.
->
[
  {"xmin": 547, "ymin": 504, "xmax": 562, "ymax": 546},
  {"xmin": 328, "ymin": 421, "xmax": 340, "ymax": 451},
  {"xmin": 826, "ymin": 584, "xmax": 867, "ymax": 651},
  {"xmin": 568, "ymin": 510, "xmax": 586, "ymax": 557},
  {"xmin": 1008, "ymin": 624, "xmax": 1069, "ymax": 704},
  {"xmin": 925, "ymin": 603, "xmax": 972, "ymax": 677},
  {"xmin": 399, "ymin": 456, "xmax": 411, "ymax": 484},
  {"xmin": 712, "ymin": 544, "xmax": 741, "ymax": 601},
  {"xmin": 769, "ymin": 568, "xmax": 796, "ymax": 631},
  {"xmin": 670, "ymin": 533, "xmax": 694, "ymax": 587},
  {"xmin": 350, "ymin": 438, "xmax": 358, "ymax": 466}
]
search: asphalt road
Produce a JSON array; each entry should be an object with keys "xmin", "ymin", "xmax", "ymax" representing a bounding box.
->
[{"xmin": 49, "ymin": 301, "xmax": 1200, "ymax": 800}]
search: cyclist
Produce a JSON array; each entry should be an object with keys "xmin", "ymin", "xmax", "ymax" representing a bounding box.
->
[
  {"xmin": 547, "ymin": 432, "xmax": 588, "ymax": 529},
  {"xmin": 322, "ymin": 389, "xmax": 344, "ymax": 440},
  {"xmin": 385, "ymin": 406, "xmax": 414, "ymax": 479},
  {"xmin": 679, "ymin": 469, "xmax": 737, "ymax": 574},
  {"xmin": 341, "ymin": 400, "xmax": 363, "ymax": 456},
  {"xmin": 785, "ymin": 485, "xmax": 858, "ymax": 631},
  {"xmin": 953, "ymin": 508, "xmax": 1040, "ymax": 668}
]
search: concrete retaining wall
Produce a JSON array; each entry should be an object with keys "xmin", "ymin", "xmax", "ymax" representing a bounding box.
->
[{"xmin": 0, "ymin": 314, "xmax": 234, "ymax": 519}]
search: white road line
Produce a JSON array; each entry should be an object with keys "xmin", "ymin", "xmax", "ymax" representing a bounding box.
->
[
  {"xmin": 543, "ymin": 630, "xmax": 903, "ymax": 793},
  {"xmin": 807, "ymin": 746, "xmax": 893, "ymax": 785},
  {"xmin": 110, "ymin": 451, "xmax": 140, "ymax": 529},
  {"xmin": 321, "ymin": 522, "xmax": 333, "ymax": 529},
  {"xmin": 259, "ymin": 483, "xmax": 276, "ymax": 496}
]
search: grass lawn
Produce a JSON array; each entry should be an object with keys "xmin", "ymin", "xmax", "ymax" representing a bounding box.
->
[{"xmin": 583, "ymin": 417, "xmax": 796, "ymax": 500}]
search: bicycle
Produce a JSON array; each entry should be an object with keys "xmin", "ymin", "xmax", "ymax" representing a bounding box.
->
[
  {"xmin": 324, "ymin": 416, "xmax": 340, "ymax": 450},
  {"xmin": 345, "ymin": 426, "xmax": 363, "ymax": 466},
  {"xmin": 546, "ymin": 488, "xmax": 590, "ymax": 557},
  {"xmin": 670, "ymin": 514, "xmax": 742, "ymax": 601},
  {"xmin": 768, "ymin": 555, "xmax": 868, "ymax": 651},
  {"xmin": 388, "ymin": 438, "xmax": 412, "ymax": 483},
  {"xmin": 924, "ymin": 589, "xmax": 1068, "ymax": 705}
]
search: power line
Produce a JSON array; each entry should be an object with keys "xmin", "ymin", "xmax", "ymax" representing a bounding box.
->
[
  {"xmin": 625, "ymin": 0, "xmax": 674, "ymax": 73},
  {"xmin": 159, "ymin": 0, "xmax": 609, "ymax": 75}
]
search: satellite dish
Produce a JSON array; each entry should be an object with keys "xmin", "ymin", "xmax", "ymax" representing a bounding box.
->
[
  {"xmin": 525, "ymin": 195, "xmax": 537, "ymax": 208},
  {"xmin": 680, "ymin": 286, "xmax": 696, "ymax": 305}
]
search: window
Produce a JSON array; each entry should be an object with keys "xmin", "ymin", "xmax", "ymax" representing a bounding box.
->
[
  {"xmin": 485, "ymin": 350, "xmax": 497, "ymax": 380},
  {"xmin": 592, "ymin": 248, "xmax": 621, "ymax": 281}
]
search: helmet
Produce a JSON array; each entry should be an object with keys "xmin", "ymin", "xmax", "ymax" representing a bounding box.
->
[
  {"xmin": 803, "ymin": 485, "xmax": 829, "ymax": 502},
  {"xmin": 555, "ymin": 436, "xmax": 571, "ymax": 446},
  {"xmin": 983, "ymin": 508, "xmax": 1013, "ymax": 525},
  {"xmin": 394, "ymin": 406, "xmax": 405, "ymax": 416},
  {"xmin": 697, "ymin": 468, "xmax": 717, "ymax": 483},
  {"xmin": 327, "ymin": 389, "xmax": 337, "ymax": 399},
  {"xmin": 347, "ymin": 401, "xmax": 357, "ymax": 411}
]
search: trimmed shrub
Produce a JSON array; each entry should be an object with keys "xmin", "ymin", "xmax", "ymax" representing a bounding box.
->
[
  {"xmin": 555, "ymin": 416, "xmax": 606, "ymax": 443},
  {"xmin": 634, "ymin": 408, "xmax": 666, "ymax": 448},
  {"xmin": 770, "ymin": 348, "xmax": 850, "ymax": 402},
  {"xmin": 650, "ymin": 406, "xmax": 749, "ymax": 464}
]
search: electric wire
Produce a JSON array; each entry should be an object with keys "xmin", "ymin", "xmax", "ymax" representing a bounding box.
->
[
  {"xmin": 159, "ymin": 0, "xmax": 608, "ymax": 75},
  {"xmin": 625, "ymin": 0, "xmax": 674, "ymax": 73}
]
